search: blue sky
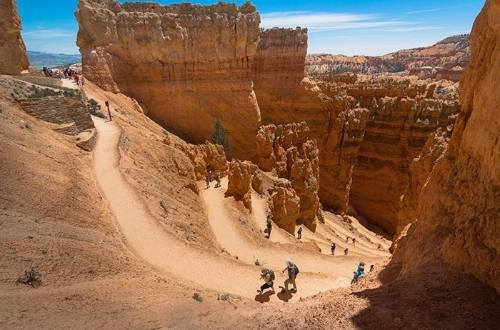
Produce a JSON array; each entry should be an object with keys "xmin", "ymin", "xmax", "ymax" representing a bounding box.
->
[{"xmin": 18, "ymin": 0, "xmax": 484, "ymax": 55}]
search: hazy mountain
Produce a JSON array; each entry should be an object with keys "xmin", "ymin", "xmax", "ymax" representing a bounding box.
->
[{"xmin": 27, "ymin": 51, "xmax": 81, "ymax": 69}]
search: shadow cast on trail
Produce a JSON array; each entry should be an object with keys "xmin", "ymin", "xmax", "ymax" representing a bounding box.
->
[
  {"xmin": 350, "ymin": 261, "xmax": 500, "ymax": 330},
  {"xmin": 255, "ymin": 291, "xmax": 275, "ymax": 304},
  {"xmin": 277, "ymin": 289, "xmax": 294, "ymax": 302}
]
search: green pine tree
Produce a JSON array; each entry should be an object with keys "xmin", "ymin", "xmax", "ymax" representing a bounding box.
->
[{"xmin": 212, "ymin": 118, "xmax": 230, "ymax": 153}]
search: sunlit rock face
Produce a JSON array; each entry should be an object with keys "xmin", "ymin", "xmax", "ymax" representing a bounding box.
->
[
  {"xmin": 0, "ymin": 0, "xmax": 29, "ymax": 74},
  {"xmin": 76, "ymin": 0, "xmax": 262, "ymax": 159},
  {"xmin": 394, "ymin": 0, "xmax": 500, "ymax": 292}
]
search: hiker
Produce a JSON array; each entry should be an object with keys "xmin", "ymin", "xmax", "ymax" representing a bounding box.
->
[
  {"xmin": 297, "ymin": 226, "xmax": 303, "ymax": 240},
  {"xmin": 105, "ymin": 100, "xmax": 112, "ymax": 121},
  {"xmin": 257, "ymin": 268, "xmax": 275, "ymax": 294},
  {"xmin": 344, "ymin": 248, "xmax": 349, "ymax": 256},
  {"xmin": 351, "ymin": 262, "xmax": 365, "ymax": 284},
  {"xmin": 370, "ymin": 264, "xmax": 375, "ymax": 272},
  {"xmin": 331, "ymin": 242, "xmax": 336, "ymax": 255},
  {"xmin": 205, "ymin": 170, "xmax": 212, "ymax": 189},
  {"xmin": 215, "ymin": 173, "xmax": 221, "ymax": 188},
  {"xmin": 265, "ymin": 214, "xmax": 273, "ymax": 239},
  {"xmin": 282, "ymin": 259, "xmax": 299, "ymax": 293},
  {"xmin": 352, "ymin": 238, "xmax": 356, "ymax": 246}
]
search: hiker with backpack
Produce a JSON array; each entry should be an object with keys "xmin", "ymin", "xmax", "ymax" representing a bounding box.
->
[
  {"xmin": 257, "ymin": 268, "xmax": 275, "ymax": 294},
  {"xmin": 351, "ymin": 262, "xmax": 365, "ymax": 284},
  {"xmin": 215, "ymin": 173, "xmax": 221, "ymax": 188},
  {"xmin": 297, "ymin": 226, "xmax": 303, "ymax": 240},
  {"xmin": 282, "ymin": 259, "xmax": 299, "ymax": 293},
  {"xmin": 205, "ymin": 169, "xmax": 212, "ymax": 189},
  {"xmin": 265, "ymin": 214, "xmax": 273, "ymax": 239}
]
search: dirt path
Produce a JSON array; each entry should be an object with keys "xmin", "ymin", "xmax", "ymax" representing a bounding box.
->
[
  {"xmin": 200, "ymin": 178, "xmax": 383, "ymax": 276},
  {"xmin": 91, "ymin": 117, "xmax": 371, "ymax": 302}
]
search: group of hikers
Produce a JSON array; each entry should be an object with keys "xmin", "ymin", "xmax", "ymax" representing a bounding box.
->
[
  {"xmin": 258, "ymin": 259, "xmax": 299, "ymax": 295},
  {"xmin": 205, "ymin": 169, "xmax": 221, "ymax": 189},
  {"xmin": 42, "ymin": 66, "xmax": 82, "ymax": 86},
  {"xmin": 258, "ymin": 259, "xmax": 374, "ymax": 296}
]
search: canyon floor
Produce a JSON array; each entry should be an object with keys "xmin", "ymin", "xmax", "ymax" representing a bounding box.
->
[{"xmin": 1, "ymin": 76, "xmax": 498, "ymax": 329}]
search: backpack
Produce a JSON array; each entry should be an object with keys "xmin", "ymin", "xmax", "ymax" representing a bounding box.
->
[
  {"xmin": 268, "ymin": 270, "xmax": 275, "ymax": 281},
  {"xmin": 293, "ymin": 265, "xmax": 300, "ymax": 276}
]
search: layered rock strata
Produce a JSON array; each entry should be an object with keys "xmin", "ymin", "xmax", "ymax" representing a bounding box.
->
[
  {"xmin": 316, "ymin": 76, "xmax": 461, "ymax": 234},
  {"xmin": 76, "ymin": 0, "xmax": 262, "ymax": 159},
  {"xmin": 253, "ymin": 27, "xmax": 331, "ymax": 140},
  {"xmin": 395, "ymin": 0, "xmax": 500, "ymax": 292},
  {"xmin": 0, "ymin": 0, "xmax": 29, "ymax": 74},
  {"xmin": 306, "ymin": 34, "xmax": 470, "ymax": 77}
]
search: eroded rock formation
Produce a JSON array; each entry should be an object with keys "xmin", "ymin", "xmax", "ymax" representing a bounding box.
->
[
  {"xmin": 0, "ymin": 0, "xmax": 29, "ymax": 74},
  {"xmin": 316, "ymin": 76, "xmax": 460, "ymax": 234},
  {"xmin": 225, "ymin": 160, "xmax": 257, "ymax": 210},
  {"xmin": 179, "ymin": 141, "xmax": 228, "ymax": 181},
  {"xmin": 269, "ymin": 186, "xmax": 301, "ymax": 234},
  {"xmin": 76, "ymin": 0, "xmax": 262, "ymax": 159},
  {"xmin": 395, "ymin": 0, "xmax": 500, "ymax": 292},
  {"xmin": 255, "ymin": 122, "xmax": 320, "ymax": 232}
]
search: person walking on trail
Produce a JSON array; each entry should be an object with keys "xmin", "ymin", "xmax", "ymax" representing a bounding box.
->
[
  {"xmin": 205, "ymin": 170, "xmax": 212, "ymax": 189},
  {"xmin": 297, "ymin": 226, "xmax": 303, "ymax": 240},
  {"xmin": 331, "ymin": 242, "xmax": 336, "ymax": 255},
  {"xmin": 282, "ymin": 259, "xmax": 299, "ymax": 293},
  {"xmin": 344, "ymin": 248, "xmax": 349, "ymax": 256},
  {"xmin": 215, "ymin": 173, "xmax": 221, "ymax": 188},
  {"xmin": 351, "ymin": 262, "xmax": 365, "ymax": 284},
  {"xmin": 265, "ymin": 214, "xmax": 273, "ymax": 239},
  {"xmin": 352, "ymin": 237, "xmax": 356, "ymax": 246},
  {"xmin": 105, "ymin": 101, "xmax": 112, "ymax": 121},
  {"xmin": 257, "ymin": 268, "xmax": 275, "ymax": 294}
]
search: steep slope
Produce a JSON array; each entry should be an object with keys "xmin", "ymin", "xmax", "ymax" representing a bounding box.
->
[
  {"xmin": 0, "ymin": 0, "xmax": 29, "ymax": 74},
  {"xmin": 395, "ymin": 0, "xmax": 500, "ymax": 292},
  {"xmin": 76, "ymin": 0, "xmax": 261, "ymax": 159}
]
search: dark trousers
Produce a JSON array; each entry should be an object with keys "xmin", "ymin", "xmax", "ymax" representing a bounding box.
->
[{"xmin": 260, "ymin": 282, "xmax": 274, "ymax": 291}]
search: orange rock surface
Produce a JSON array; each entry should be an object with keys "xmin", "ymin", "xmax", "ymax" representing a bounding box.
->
[
  {"xmin": 0, "ymin": 0, "xmax": 29, "ymax": 74},
  {"xmin": 76, "ymin": 0, "xmax": 262, "ymax": 159},
  {"xmin": 395, "ymin": 0, "xmax": 500, "ymax": 292}
]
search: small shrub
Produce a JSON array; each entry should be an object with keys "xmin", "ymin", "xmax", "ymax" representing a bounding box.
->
[
  {"xmin": 16, "ymin": 268, "xmax": 42, "ymax": 288},
  {"xmin": 212, "ymin": 118, "xmax": 230, "ymax": 153},
  {"xmin": 88, "ymin": 99, "xmax": 106, "ymax": 119},
  {"xmin": 192, "ymin": 292, "xmax": 203, "ymax": 302}
]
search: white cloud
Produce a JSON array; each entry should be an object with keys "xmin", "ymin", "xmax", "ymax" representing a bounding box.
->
[
  {"xmin": 261, "ymin": 11, "xmax": 413, "ymax": 32},
  {"xmin": 23, "ymin": 29, "xmax": 75, "ymax": 39},
  {"xmin": 383, "ymin": 26, "xmax": 443, "ymax": 33}
]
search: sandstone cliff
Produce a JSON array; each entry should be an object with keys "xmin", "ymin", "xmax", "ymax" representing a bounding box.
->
[
  {"xmin": 316, "ymin": 76, "xmax": 460, "ymax": 234},
  {"xmin": 395, "ymin": 0, "xmax": 500, "ymax": 292},
  {"xmin": 253, "ymin": 27, "xmax": 331, "ymax": 140},
  {"xmin": 76, "ymin": 0, "xmax": 261, "ymax": 159},
  {"xmin": 0, "ymin": 0, "xmax": 29, "ymax": 74}
]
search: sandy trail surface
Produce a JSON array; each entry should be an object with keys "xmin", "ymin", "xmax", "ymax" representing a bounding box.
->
[{"xmin": 91, "ymin": 99, "xmax": 389, "ymax": 302}]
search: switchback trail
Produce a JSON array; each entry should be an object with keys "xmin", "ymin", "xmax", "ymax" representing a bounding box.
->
[{"xmin": 91, "ymin": 108, "xmax": 387, "ymax": 302}]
